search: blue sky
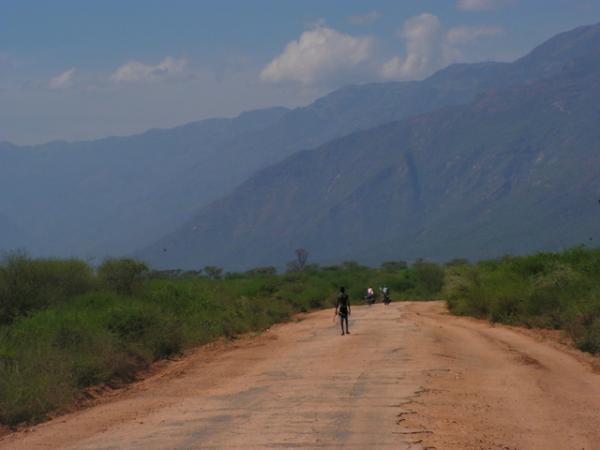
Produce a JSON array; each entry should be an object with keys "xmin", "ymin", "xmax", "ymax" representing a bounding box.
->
[{"xmin": 1, "ymin": 0, "xmax": 599, "ymax": 144}]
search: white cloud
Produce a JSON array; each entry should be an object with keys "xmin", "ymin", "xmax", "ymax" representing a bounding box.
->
[
  {"xmin": 380, "ymin": 56, "xmax": 404, "ymax": 80},
  {"xmin": 456, "ymin": 0, "xmax": 515, "ymax": 12},
  {"xmin": 381, "ymin": 14, "xmax": 502, "ymax": 80},
  {"xmin": 260, "ymin": 26, "xmax": 375, "ymax": 85},
  {"xmin": 348, "ymin": 11, "xmax": 382, "ymax": 26},
  {"xmin": 381, "ymin": 13, "xmax": 443, "ymax": 80},
  {"xmin": 110, "ymin": 56, "xmax": 187, "ymax": 83},
  {"xmin": 48, "ymin": 68, "xmax": 75, "ymax": 89},
  {"xmin": 446, "ymin": 26, "xmax": 503, "ymax": 45}
]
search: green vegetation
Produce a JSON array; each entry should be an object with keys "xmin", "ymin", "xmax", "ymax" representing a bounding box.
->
[
  {"xmin": 446, "ymin": 247, "xmax": 600, "ymax": 354},
  {"xmin": 0, "ymin": 254, "xmax": 442, "ymax": 426},
  {"xmin": 2, "ymin": 247, "xmax": 598, "ymax": 427}
]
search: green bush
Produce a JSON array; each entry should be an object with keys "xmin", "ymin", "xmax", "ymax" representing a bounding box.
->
[
  {"xmin": 0, "ymin": 252, "xmax": 95, "ymax": 324},
  {"xmin": 413, "ymin": 261, "xmax": 445, "ymax": 296},
  {"xmin": 0, "ymin": 341, "xmax": 76, "ymax": 425},
  {"xmin": 565, "ymin": 293, "xmax": 600, "ymax": 353},
  {"xmin": 446, "ymin": 247, "xmax": 600, "ymax": 353},
  {"xmin": 98, "ymin": 258, "xmax": 148, "ymax": 296}
]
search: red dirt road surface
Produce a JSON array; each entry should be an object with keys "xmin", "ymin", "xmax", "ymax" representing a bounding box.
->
[{"xmin": 1, "ymin": 302, "xmax": 599, "ymax": 449}]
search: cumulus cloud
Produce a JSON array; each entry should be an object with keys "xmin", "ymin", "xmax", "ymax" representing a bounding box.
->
[
  {"xmin": 381, "ymin": 14, "xmax": 502, "ymax": 80},
  {"xmin": 456, "ymin": 0, "xmax": 515, "ymax": 12},
  {"xmin": 260, "ymin": 26, "xmax": 375, "ymax": 85},
  {"xmin": 348, "ymin": 11, "xmax": 382, "ymax": 26},
  {"xmin": 261, "ymin": 15, "xmax": 504, "ymax": 85},
  {"xmin": 381, "ymin": 13, "xmax": 444, "ymax": 80},
  {"xmin": 110, "ymin": 56, "xmax": 187, "ymax": 83},
  {"xmin": 380, "ymin": 56, "xmax": 403, "ymax": 80},
  {"xmin": 48, "ymin": 68, "xmax": 76, "ymax": 89}
]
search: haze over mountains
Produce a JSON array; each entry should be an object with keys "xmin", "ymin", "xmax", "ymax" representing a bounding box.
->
[
  {"xmin": 2, "ymin": 23, "xmax": 600, "ymax": 269},
  {"xmin": 0, "ymin": 55, "xmax": 522, "ymax": 259},
  {"xmin": 140, "ymin": 23, "xmax": 600, "ymax": 269}
]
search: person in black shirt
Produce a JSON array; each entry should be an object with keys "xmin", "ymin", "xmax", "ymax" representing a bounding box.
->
[
  {"xmin": 335, "ymin": 286, "xmax": 351, "ymax": 335},
  {"xmin": 381, "ymin": 286, "xmax": 391, "ymax": 306}
]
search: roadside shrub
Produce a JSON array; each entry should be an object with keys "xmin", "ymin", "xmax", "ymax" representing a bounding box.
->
[
  {"xmin": 0, "ymin": 252, "xmax": 94, "ymax": 324},
  {"xmin": 0, "ymin": 342, "xmax": 76, "ymax": 425},
  {"xmin": 576, "ymin": 316, "xmax": 600, "ymax": 353},
  {"xmin": 103, "ymin": 301, "xmax": 184, "ymax": 360},
  {"xmin": 413, "ymin": 261, "xmax": 445, "ymax": 296},
  {"xmin": 98, "ymin": 258, "xmax": 148, "ymax": 296},
  {"xmin": 445, "ymin": 266, "xmax": 489, "ymax": 317},
  {"xmin": 446, "ymin": 248, "xmax": 600, "ymax": 353},
  {"xmin": 565, "ymin": 294, "xmax": 600, "ymax": 353},
  {"xmin": 486, "ymin": 273, "xmax": 527, "ymax": 323}
]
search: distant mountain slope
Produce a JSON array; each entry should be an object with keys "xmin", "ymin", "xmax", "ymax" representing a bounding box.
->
[
  {"xmin": 0, "ymin": 107, "xmax": 291, "ymax": 258},
  {"xmin": 140, "ymin": 47, "xmax": 600, "ymax": 269},
  {"xmin": 0, "ymin": 75, "xmax": 483, "ymax": 259},
  {"xmin": 0, "ymin": 84, "xmax": 470, "ymax": 258},
  {"xmin": 2, "ymin": 22, "xmax": 599, "ymax": 259}
]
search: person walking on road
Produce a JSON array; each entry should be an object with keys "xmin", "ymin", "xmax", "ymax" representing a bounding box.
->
[
  {"xmin": 381, "ymin": 286, "xmax": 391, "ymax": 306},
  {"xmin": 336, "ymin": 286, "xmax": 351, "ymax": 335}
]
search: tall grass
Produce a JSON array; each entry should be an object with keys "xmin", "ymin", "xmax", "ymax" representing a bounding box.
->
[{"xmin": 0, "ymin": 254, "xmax": 443, "ymax": 425}]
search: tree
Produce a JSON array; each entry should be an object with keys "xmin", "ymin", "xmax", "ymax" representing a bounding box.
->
[
  {"xmin": 286, "ymin": 248, "xmax": 309, "ymax": 272},
  {"xmin": 295, "ymin": 248, "xmax": 309, "ymax": 270}
]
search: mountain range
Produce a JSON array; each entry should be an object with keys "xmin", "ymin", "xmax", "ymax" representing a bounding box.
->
[
  {"xmin": 1, "ymin": 64, "xmax": 509, "ymax": 259},
  {"xmin": 2, "ymin": 22, "xmax": 599, "ymax": 269},
  {"xmin": 140, "ymin": 23, "xmax": 600, "ymax": 269}
]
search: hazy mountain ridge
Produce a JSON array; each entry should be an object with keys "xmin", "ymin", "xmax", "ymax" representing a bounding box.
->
[
  {"xmin": 0, "ymin": 75, "xmax": 488, "ymax": 257},
  {"xmin": 1, "ymin": 107, "xmax": 292, "ymax": 256},
  {"xmin": 139, "ymin": 24, "xmax": 600, "ymax": 269},
  {"xmin": 2, "ymin": 22, "xmax": 599, "ymax": 261}
]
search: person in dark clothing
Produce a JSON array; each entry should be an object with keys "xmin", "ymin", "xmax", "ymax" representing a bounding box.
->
[
  {"xmin": 335, "ymin": 286, "xmax": 351, "ymax": 335},
  {"xmin": 381, "ymin": 286, "xmax": 391, "ymax": 306}
]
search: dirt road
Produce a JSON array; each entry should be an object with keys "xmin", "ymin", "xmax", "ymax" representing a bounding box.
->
[{"xmin": 2, "ymin": 302, "xmax": 599, "ymax": 449}]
